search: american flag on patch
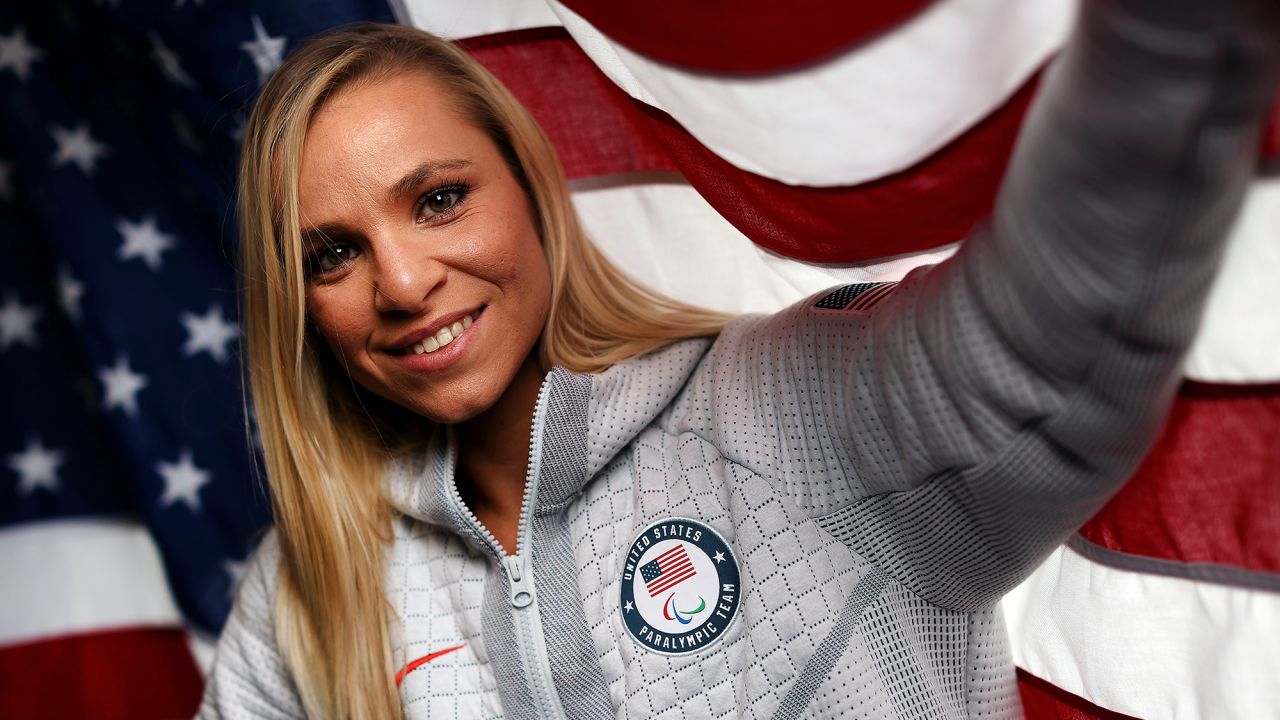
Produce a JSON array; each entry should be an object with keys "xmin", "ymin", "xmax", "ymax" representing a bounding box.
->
[
  {"xmin": 813, "ymin": 282, "xmax": 900, "ymax": 312},
  {"xmin": 640, "ymin": 544, "xmax": 696, "ymax": 597}
]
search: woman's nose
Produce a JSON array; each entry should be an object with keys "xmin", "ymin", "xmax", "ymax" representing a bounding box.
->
[{"xmin": 370, "ymin": 240, "xmax": 444, "ymax": 315}]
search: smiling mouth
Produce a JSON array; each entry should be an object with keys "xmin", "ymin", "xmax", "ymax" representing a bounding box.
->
[{"xmin": 395, "ymin": 307, "xmax": 484, "ymax": 356}]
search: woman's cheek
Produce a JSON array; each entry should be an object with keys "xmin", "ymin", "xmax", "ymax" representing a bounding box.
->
[{"xmin": 308, "ymin": 288, "xmax": 371, "ymax": 355}]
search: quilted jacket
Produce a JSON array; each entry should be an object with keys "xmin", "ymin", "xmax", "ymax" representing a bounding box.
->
[{"xmin": 199, "ymin": 0, "xmax": 1280, "ymax": 717}]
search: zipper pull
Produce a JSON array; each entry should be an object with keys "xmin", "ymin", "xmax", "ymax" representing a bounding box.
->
[{"xmin": 503, "ymin": 555, "xmax": 534, "ymax": 608}]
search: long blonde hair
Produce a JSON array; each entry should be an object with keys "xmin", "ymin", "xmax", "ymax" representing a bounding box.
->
[{"xmin": 238, "ymin": 22, "xmax": 730, "ymax": 719}]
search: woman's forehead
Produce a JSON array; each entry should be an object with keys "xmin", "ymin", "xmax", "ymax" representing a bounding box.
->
[
  {"xmin": 307, "ymin": 71, "xmax": 476, "ymax": 157},
  {"xmin": 296, "ymin": 72, "xmax": 494, "ymax": 211}
]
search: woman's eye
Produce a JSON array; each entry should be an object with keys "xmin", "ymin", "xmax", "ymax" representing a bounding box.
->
[
  {"xmin": 306, "ymin": 243, "xmax": 359, "ymax": 275},
  {"xmin": 417, "ymin": 187, "xmax": 466, "ymax": 221}
]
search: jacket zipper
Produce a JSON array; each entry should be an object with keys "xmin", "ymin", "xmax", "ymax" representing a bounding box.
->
[{"xmin": 447, "ymin": 373, "xmax": 566, "ymax": 720}]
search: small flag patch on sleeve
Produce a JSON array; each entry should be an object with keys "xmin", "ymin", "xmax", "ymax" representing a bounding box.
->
[{"xmin": 813, "ymin": 282, "xmax": 899, "ymax": 312}]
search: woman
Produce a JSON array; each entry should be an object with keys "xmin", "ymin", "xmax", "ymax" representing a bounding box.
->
[{"xmin": 201, "ymin": 0, "xmax": 1279, "ymax": 718}]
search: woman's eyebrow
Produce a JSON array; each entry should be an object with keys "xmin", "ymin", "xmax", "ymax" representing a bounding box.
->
[
  {"xmin": 385, "ymin": 158, "xmax": 474, "ymax": 205},
  {"xmin": 300, "ymin": 223, "xmax": 347, "ymax": 250}
]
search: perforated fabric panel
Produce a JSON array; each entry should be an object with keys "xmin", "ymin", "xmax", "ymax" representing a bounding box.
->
[
  {"xmin": 585, "ymin": 339, "xmax": 710, "ymax": 480},
  {"xmin": 531, "ymin": 369, "xmax": 615, "ymax": 719},
  {"xmin": 197, "ymin": 531, "xmax": 306, "ymax": 719},
  {"xmin": 859, "ymin": 582, "xmax": 971, "ymax": 718},
  {"xmin": 962, "ymin": 608, "xmax": 1020, "ymax": 718},
  {"xmin": 817, "ymin": 507, "xmax": 1021, "ymax": 719}
]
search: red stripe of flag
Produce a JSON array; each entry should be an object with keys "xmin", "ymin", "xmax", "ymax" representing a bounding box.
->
[
  {"xmin": 557, "ymin": 0, "xmax": 934, "ymax": 73},
  {"xmin": 461, "ymin": 29, "xmax": 1038, "ymax": 264},
  {"xmin": 1262, "ymin": 96, "xmax": 1280, "ymax": 171},
  {"xmin": 653, "ymin": 545, "xmax": 685, "ymax": 563},
  {"xmin": 1079, "ymin": 381, "xmax": 1280, "ymax": 573},
  {"xmin": 0, "ymin": 626, "xmax": 203, "ymax": 719},
  {"xmin": 649, "ymin": 567, "xmax": 697, "ymax": 597},
  {"xmin": 1017, "ymin": 669, "xmax": 1140, "ymax": 720}
]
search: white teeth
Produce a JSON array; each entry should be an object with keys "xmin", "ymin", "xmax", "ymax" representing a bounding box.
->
[{"xmin": 408, "ymin": 311, "xmax": 481, "ymax": 355}]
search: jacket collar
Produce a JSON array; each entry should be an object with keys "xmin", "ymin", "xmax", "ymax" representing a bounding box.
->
[{"xmin": 383, "ymin": 337, "xmax": 713, "ymax": 529}]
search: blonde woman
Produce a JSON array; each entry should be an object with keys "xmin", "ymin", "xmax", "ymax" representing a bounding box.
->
[{"xmin": 201, "ymin": 1, "xmax": 1279, "ymax": 718}]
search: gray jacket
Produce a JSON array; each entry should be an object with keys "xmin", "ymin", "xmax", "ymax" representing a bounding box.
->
[{"xmin": 199, "ymin": 0, "xmax": 1280, "ymax": 717}]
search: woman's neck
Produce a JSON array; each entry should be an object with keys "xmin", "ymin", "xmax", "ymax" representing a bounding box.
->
[{"xmin": 454, "ymin": 352, "xmax": 546, "ymax": 555}]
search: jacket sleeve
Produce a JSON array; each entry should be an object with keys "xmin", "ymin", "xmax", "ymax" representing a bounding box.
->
[
  {"xmin": 699, "ymin": 0, "xmax": 1280, "ymax": 612},
  {"xmin": 198, "ymin": 529, "xmax": 308, "ymax": 719}
]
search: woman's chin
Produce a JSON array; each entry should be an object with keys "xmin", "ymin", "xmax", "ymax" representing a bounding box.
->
[{"xmin": 402, "ymin": 387, "xmax": 501, "ymax": 426}]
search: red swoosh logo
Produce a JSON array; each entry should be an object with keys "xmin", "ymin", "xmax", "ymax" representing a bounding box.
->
[{"xmin": 395, "ymin": 643, "xmax": 466, "ymax": 686}]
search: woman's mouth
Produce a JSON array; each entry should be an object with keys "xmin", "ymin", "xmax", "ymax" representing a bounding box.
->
[{"xmin": 403, "ymin": 308, "xmax": 483, "ymax": 356}]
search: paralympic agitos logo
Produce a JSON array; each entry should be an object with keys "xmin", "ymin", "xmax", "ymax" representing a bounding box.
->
[{"xmin": 620, "ymin": 518, "xmax": 741, "ymax": 655}]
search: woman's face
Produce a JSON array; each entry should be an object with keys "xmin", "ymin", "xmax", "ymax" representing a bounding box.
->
[{"xmin": 296, "ymin": 70, "xmax": 551, "ymax": 424}]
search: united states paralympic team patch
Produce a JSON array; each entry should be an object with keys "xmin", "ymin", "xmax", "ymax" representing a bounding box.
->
[{"xmin": 620, "ymin": 518, "xmax": 741, "ymax": 655}]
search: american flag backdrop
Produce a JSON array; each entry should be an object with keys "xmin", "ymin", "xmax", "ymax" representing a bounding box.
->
[{"xmin": 0, "ymin": 0, "xmax": 1276, "ymax": 718}]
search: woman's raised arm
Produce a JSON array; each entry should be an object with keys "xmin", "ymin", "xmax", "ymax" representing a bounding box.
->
[{"xmin": 692, "ymin": 0, "xmax": 1279, "ymax": 612}]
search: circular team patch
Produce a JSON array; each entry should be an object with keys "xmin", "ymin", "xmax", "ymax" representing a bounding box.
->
[{"xmin": 620, "ymin": 518, "xmax": 741, "ymax": 655}]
